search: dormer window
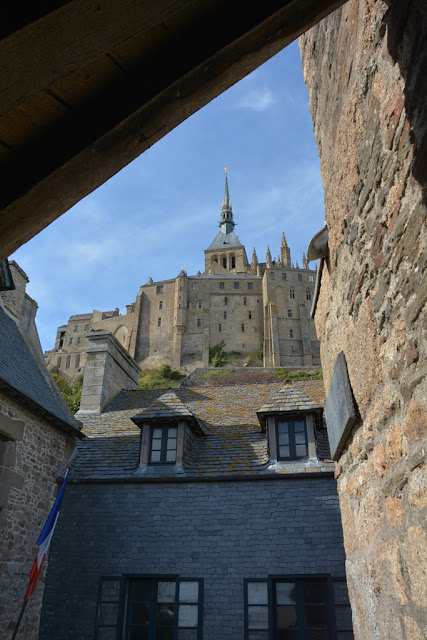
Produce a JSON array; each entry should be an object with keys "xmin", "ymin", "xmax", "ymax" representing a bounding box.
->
[
  {"xmin": 149, "ymin": 426, "xmax": 177, "ymax": 464},
  {"xmin": 276, "ymin": 418, "xmax": 308, "ymax": 460}
]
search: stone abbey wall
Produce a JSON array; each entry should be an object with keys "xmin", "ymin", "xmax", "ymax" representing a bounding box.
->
[{"xmin": 300, "ymin": 1, "xmax": 426, "ymax": 638}]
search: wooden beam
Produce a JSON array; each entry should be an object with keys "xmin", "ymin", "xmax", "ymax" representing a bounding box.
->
[{"xmin": 0, "ymin": 0, "xmax": 347, "ymax": 261}]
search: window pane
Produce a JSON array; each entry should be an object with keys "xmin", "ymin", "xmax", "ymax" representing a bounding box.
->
[
  {"xmin": 168, "ymin": 427, "xmax": 177, "ymax": 438},
  {"xmin": 294, "ymin": 420, "xmax": 305, "ymax": 432},
  {"xmin": 248, "ymin": 606, "xmax": 269, "ymax": 629},
  {"xmin": 131, "ymin": 602, "xmax": 149, "ymax": 624},
  {"xmin": 335, "ymin": 606, "xmax": 353, "ymax": 629},
  {"xmin": 178, "ymin": 604, "xmax": 198, "ymax": 628},
  {"xmin": 132, "ymin": 581, "xmax": 152, "ymax": 601},
  {"xmin": 167, "ymin": 437, "xmax": 177, "ymax": 450},
  {"xmin": 156, "ymin": 603, "xmax": 175, "ymax": 625},
  {"xmin": 152, "ymin": 439, "xmax": 162, "ymax": 451},
  {"xmin": 295, "ymin": 432, "xmax": 306, "ymax": 445},
  {"xmin": 277, "ymin": 606, "xmax": 297, "ymax": 628},
  {"xmin": 150, "ymin": 450, "xmax": 161, "ymax": 462},
  {"xmin": 337, "ymin": 633, "xmax": 354, "ymax": 640},
  {"xmin": 248, "ymin": 582, "xmax": 268, "ymax": 605},
  {"xmin": 179, "ymin": 582, "xmax": 199, "ymax": 603},
  {"xmin": 157, "ymin": 582, "xmax": 176, "ymax": 602},
  {"xmin": 276, "ymin": 583, "xmax": 297, "ymax": 605},
  {"xmin": 277, "ymin": 422, "xmax": 289, "ymax": 434},
  {"xmin": 178, "ymin": 630, "xmax": 198, "ymax": 640},
  {"xmin": 333, "ymin": 582, "xmax": 350, "ymax": 605},
  {"xmin": 279, "ymin": 446, "xmax": 290, "ymax": 458},
  {"xmin": 156, "ymin": 630, "xmax": 173, "ymax": 640},
  {"xmin": 153, "ymin": 428, "xmax": 162, "ymax": 439},
  {"xmin": 99, "ymin": 603, "xmax": 118, "ymax": 625},
  {"xmin": 295, "ymin": 444, "xmax": 308, "ymax": 457},
  {"xmin": 166, "ymin": 450, "xmax": 176, "ymax": 462},
  {"xmin": 307, "ymin": 632, "xmax": 328, "ymax": 640},
  {"xmin": 303, "ymin": 581, "xmax": 326, "ymax": 603},
  {"xmin": 130, "ymin": 629, "xmax": 148, "ymax": 640},
  {"xmin": 277, "ymin": 632, "xmax": 298, "ymax": 640},
  {"xmin": 278, "ymin": 433, "xmax": 289, "ymax": 445},
  {"xmin": 305, "ymin": 605, "xmax": 327, "ymax": 627}
]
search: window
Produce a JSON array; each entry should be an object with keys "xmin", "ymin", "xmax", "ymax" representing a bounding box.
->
[
  {"xmin": 158, "ymin": 318, "xmax": 162, "ymax": 327},
  {"xmin": 74, "ymin": 324, "xmax": 79, "ymax": 332},
  {"xmin": 187, "ymin": 301, "xmax": 190, "ymax": 309},
  {"xmin": 224, "ymin": 297, "xmax": 228, "ymax": 306},
  {"xmin": 245, "ymin": 577, "xmax": 353, "ymax": 640},
  {"xmin": 149, "ymin": 426, "xmax": 177, "ymax": 463},
  {"xmin": 159, "ymin": 301, "xmax": 163, "ymax": 310},
  {"xmin": 219, "ymin": 324, "xmax": 222, "ymax": 332},
  {"xmin": 157, "ymin": 285, "xmax": 163, "ymax": 294},
  {"xmin": 75, "ymin": 354, "xmax": 80, "ymax": 368},
  {"xmin": 249, "ymin": 311, "xmax": 252, "ymax": 320},
  {"xmin": 244, "ymin": 297, "xmax": 247, "ymax": 306},
  {"xmin": 219, "ymin": 282, "xmax": 225, "ymax": 289},
  {"xmin": 248, "ymin": 282, "xmax": 253, "ymax": 290},
  {"xmin": 197, "ymin": 318, "xmax": 201, "ymax": 328},
  {"xmin": 241, "ymin": 324, "xmax": 245, "ymax": 332},
  {"xmin": 222, "ymin": 257, "xmax": 227, "ymax": 269},
  {"xmin": 224, "ymin": 312, "xmax": 227, "ymax": 320},
  {"xmin": 68, "ymin": 338, "xmax": 73, "ymax": 346},
  {"xmin": 77, "ymin": 337, "xmax": 81, "ymax": 345},
  {"xmin": 234, "ymin": 282, "xmax": 239, "ymax": 290},
  {"xmin": 276, "ymin": 418, "xmax": 308, "ymax": 459},
  {"xmin": 192, "ymin": 283, "xmax": 198, "ymax": 290},
  {"xmin": 288, "ymin": 309, "xmax": 292, "ymax": 318},
  {"xmin": 85, "ymin": 324, "xmax": 90, "ymax": 331},
  {"xmin": 231, "ymin": 256, "xmax": 236, "ymax": 269},
  {"xmin": 298, "ymin": 273, "xmax": 303, "ymax": 282},
  {"xmin": 58, "ymin": 331, "xmax": 65, "ymax": 348},
  {"xmin": 198, "ymin": 301, "xmax": 202, "ymax": 309},
  {"xmin": 65, "ymin": 355, "xmax": 71, "ymax": 369},
  {"xmin": 290, "ymin": 330, "xmax": 293, "ymax": 339},
  {"xmin": 309, "ymin": 275, "xmax": 314, "ymax": 283},
  {"xmin": 57, "ymin": 356, "xmax": 61, "ymax": 368},
  {"xmin": 290, "ymin": 288, "xmax": 295, "ymax": 299},
  {"xmin": 306, "ymin": 290, "xmax": 312, "ymax": 301},
  {"xmin": 124, "ymin": 577, "xmax": 202, "ymax": 640},
  {"xmin": 282, "ymin": 273, "xmax": 287, "ymax": 281},
  {"xmin": 270, "ymin": 272, "xmax": 275, "ymax": 280}
]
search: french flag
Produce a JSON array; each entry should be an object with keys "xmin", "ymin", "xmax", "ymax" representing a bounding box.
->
[{"xmin": 24, "ymin": 470, "xmax": 69, "ymax": 602}]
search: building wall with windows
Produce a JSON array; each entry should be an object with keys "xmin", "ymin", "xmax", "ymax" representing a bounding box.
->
[
  {"xmin": 39, "ymin": 378, "xmax": 352, "ymax": 640},
  {"xmin": 44, "ymin": 178, "xmax": 320, "ymax": 379}
]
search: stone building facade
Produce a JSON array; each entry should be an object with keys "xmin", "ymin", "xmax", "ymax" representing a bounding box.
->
[
  {"xmin": 44, "ymin": 175, "xmax": 320, "ymax": 378},
  {"xmin": 39, "ymin": 343, "xmax": 353, "ymax": 639},
  {"xmin": 0, "ymin": 266, "xmax": 82, "ymax": 640},
  {"xmin": 300, "ymin": 1, "xmax": 426, "ymax": 639}
]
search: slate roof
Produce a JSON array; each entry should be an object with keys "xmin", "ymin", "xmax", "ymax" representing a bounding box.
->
[
  {"xmin": 257, "ymin": 385, "xmax": 323, "ymax": 428},
  {"xmin": 133, "ymin": 391, "xmax": 195, "ymax": 421},
  {"xmin": 72, "ymin": 379, "xmax": 332, "ymax": 481},
  {"xmin": 206, "ymin": 229, "xmax": 243, "ymax": 250},
  {"xmin": 0, "ymin": 306, "xmax": 81, "ymax": 435}
]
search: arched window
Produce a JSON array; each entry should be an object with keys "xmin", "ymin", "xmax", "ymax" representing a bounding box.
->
[
  {"xmin": 75, "ymin": 354, "xmax": 80, "ymax": 368},
  {"xmin": 222, "ymin": 256, "xmax": 227, "ymax": 269},
  {"xmin": 231, "ymin": 255, "xmax": 236, "ymax": 269},
  {"xmin": 57, "ymin": 356, "xmax": 62, "ymax": 368},
  {"xmin": 290, "ymin": 288, "xmax": 295, "ymax": 299},
  {"xmin": 66, "ymin": 355, "xmax": 71, "ymax": 369},
  {"xmin": 306, "ymin": 289, "xmax": 312, "ymax": 301}
]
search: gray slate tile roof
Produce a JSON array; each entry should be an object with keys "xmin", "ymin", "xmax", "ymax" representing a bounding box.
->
[
  {"xmin": 132, "ymin": 391, "xmax": 195, "ymax": 421},
  {"xmin": 72, "ymin": 379, "xmax": 332, "ymax": 481},
  {"xmin": 257, "ymin": 385, "xmax": 323, "ymax": 427},
  {"xmin": 206, "ymin": 229, "xmax": 243, "ymax": 250},
  {"xmin": 0, "ymin": 306, "xmax": 81, "ymax": 434}
]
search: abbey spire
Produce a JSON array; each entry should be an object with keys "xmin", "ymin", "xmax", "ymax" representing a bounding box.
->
[{"xmin": 219, "ymin": 168, "xmax": 235, "ymax": 234}]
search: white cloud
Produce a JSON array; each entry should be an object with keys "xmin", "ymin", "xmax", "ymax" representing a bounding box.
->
[{"xmin": 234, "ymin": 88, "xmax": 277, "ymax": 112}]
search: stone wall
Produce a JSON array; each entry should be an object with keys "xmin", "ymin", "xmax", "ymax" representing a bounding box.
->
[
  {"xmin": 0, "ymin": 395, "xmax": 75, "ymax": 640},
  {"xmin": 79, "ymin": 331, "xmax": 141, "ymax": 413},
  {"xmin": 39, "ymin": 477, "xmax": 347, "ymax": 639},
  {"xmin": 300, "ymin": 1, "xmax": 426, "ymax": 638}
]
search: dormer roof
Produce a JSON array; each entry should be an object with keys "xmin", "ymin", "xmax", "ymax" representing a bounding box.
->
[{"xmin": 257, "ymin": 384, "xmax": 323, "ymax": 429}]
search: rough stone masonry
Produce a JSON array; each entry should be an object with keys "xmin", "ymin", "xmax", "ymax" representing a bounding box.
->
[{"xmin": 300, "ymin": 1, "xmax": 426, "ymax": 638}]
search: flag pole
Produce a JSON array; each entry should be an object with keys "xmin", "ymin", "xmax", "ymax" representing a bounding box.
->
[{"xmin": 11, "ymin": 599, "xmax": 28, "ymax": 640}]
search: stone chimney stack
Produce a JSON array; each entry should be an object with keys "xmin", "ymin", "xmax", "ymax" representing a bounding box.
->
[{"xmin": 79, "ymin": 331, "xmax": 141, "ymax": 413}]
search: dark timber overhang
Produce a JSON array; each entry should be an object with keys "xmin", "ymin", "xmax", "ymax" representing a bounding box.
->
[{"xmin": 0, "ymin": 0, "xmax": 347, "ymax": 261}]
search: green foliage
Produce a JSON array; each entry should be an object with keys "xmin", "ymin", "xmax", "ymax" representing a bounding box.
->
[
  {"xmin": 51, "ymin": 373, "xmax": 83, "ymax": 413},
  {"xmin": 138, "ymin": 364, "xmax": 185, "ymax": 389},
  {"xmin": 229, "ymin": 350, "xmax": 241, "ymax": 356},
  {"xmin": 275, "ymin": 368, "xmax": 322, "ymax": 381},
  {"xmin": 209, "ymin": 341, "xmax": 228, "ymax": 368},
  {"xmin": 255, "ymin": 346, "xmax": 264, "ymax": 361}
]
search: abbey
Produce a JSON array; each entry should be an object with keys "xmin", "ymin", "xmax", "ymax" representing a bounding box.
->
[{"xmin": 45, "ymin": 174, "xmax": 320, "ymax": 377}]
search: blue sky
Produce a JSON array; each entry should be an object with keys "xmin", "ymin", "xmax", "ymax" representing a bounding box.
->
[{"xmin": 11, "ymin": 40, "xmax": 324, "ymax": 353}]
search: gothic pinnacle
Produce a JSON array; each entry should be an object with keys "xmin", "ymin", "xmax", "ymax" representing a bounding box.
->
[{"xmin": 220, "ymin": 167, "xmax": 235, "ymax": 231}]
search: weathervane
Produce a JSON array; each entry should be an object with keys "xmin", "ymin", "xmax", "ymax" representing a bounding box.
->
[{"xmin": 224, "ymin": 167, "xmax": 229, "ymax": 173}]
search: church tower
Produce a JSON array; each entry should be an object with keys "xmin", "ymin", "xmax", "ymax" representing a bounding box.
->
[{"xmin": 204, "ymin": 170, "xmax": 249, "ymax": 273}]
